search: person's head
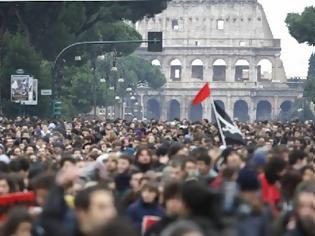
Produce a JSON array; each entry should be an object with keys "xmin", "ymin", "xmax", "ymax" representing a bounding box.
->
[
  {"xmin": 130, "ymin": 171, "xmax": 143, "ymax": 192},
  {"xmin": 135, "ymin": 147, "xmax": 152, "ymax": 165},
  {"xmin": 60, "ymin": 157, "xmax": 76, "ymax": 170},
  {"xmin": 9, "ymin": 158, "xmax": 30, "ymax": 179},
  {"xmin": 168, "ymin": 159, "xmax": 184, "ymax": 181},
  {"xmin": 0, "ymin": 174, "xmax": 14, "ymax": 195},
  {"xmin": 1, "ymin": 207, "xmax": 32, "ymax": 236},
  {"xmin": 264, "ymin": 156, "xmax": 286, "ymax": 185},
  {"xmin": 141, "ymin": 182, "xmax": 159, "ymax": 204},
  {"xmin": 225, "ymin": 151, "xmax": 242, "ymax": 170},
  {"xmin": 92, "ymin": 218, "xmax": 138, "ymax": 236},
  {"xmin": 163, "ymin": 182, "xmax": 185, "ymax": 217},
  {"xmin": 281, "ymin": 170, "xmax": 302, "ymax": 201},
  {"xmin": 24, "ymin": 145, "xmax": 35, "ymax": 155},
  {"xmin": 181, "ymin": 158, "xmax": 197, "ymax": 177},
  {"xmin": 30, "ymin": 173, "xmax": 55, "ymax": 207},
  {"xmin": 105, "ymin": 155, "xmax": 118, "ymax": 173},
  {"xmin": 196, "ymin": 154, "xmax": 211, "ymax": 176},
  {"xmin": 75, "ymin": 185, "xmax": 117, "ymax": 235},
  {"xmin": 294, "ymin": 183, "xmax": 315, "ymax": 235},
  {"xmin": 289, "ymin": 150, "xmax": 307, "ymax": 170},
  {"xmin": 117, "ymin": 155, "xmax": 131, "ymax": 174},
  {"xmin": 301, "ymin": 166, "xmax": 315, "ymax": 182}
]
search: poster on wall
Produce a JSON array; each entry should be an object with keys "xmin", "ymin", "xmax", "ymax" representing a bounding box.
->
[
  {"xmin": 22, "ymin": 79, "xmax": 38, "ymax": 105},
  {"xmin": 11, "ymin": 75, "xmax": 38, "ymax": 105},
  {"xmin": 11, "ymin": 75, "xmax": 32, "ymax": 103}
]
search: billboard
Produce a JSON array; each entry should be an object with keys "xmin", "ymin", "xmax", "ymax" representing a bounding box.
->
[
  {"xmin": 11, "ymin": 75, "xmax": 38, "ymax": 105},
  {"xmin": 22, "ymin": 79, "xmax": 38, "ymax": 105}
]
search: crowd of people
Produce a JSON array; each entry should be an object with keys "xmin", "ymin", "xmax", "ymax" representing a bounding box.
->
[{"xmin": 0, "ymin": 116, "xmax": 314, "ymax": 236}]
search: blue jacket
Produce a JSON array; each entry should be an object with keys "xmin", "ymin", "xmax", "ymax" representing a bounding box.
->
[{"xmin": 127, "ymin": 199, "xmax": 164, "ymax": 232}]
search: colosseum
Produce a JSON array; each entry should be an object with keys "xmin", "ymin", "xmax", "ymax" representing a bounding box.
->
[{"xmin": 133, "ymin": 0, "xmax": 304, "ymax": 122}]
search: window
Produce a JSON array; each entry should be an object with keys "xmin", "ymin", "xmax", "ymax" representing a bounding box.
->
[
  {"xmin": 213, "ymin": 59, "xmax": 227, "ymax": 81},
  {"xmin": 172, "ymin": 19, "xmax": 179, "ymax": 30},
  {"xmin": 191, "ymin": 59, "xmax": 204, "ymax": 80},
  {"xmin": 235, "ymin": 60, "xmax": 250, "ymax": 81},
  {"xmin": 170, "ymin": 59, "xmax": 182, "ymax": 81},
  {"xmin": 217, "ymin": 20, "xmax": 224, "ymax": 30},
  {"xmin": 151, "ymin": 59, "xmax": 161, "ymax": 67}
]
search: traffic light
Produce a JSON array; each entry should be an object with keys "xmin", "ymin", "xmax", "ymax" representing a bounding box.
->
[
  {"xmin": 148, "ymin": 32, "xmax": 163, "ymax": 52},
  {"xmin": 53, "ymin": 100, "xmax": 62, "ymax": 117}
]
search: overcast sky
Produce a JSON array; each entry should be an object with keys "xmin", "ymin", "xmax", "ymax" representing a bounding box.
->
[{"xmin": 258, "ymin": 0, "xmax": 314, "ymax": 77}]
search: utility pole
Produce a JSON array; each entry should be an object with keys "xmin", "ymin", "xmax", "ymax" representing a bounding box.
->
[{"xmin": 51, "ymin": 33, "xmax": 163, "ymax": 118}]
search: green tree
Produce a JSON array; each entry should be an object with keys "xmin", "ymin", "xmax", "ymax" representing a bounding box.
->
[
  {"xmin": 0, "ymin": 1, "xmax": 170, "ymax": 117},
  {"xmin": 286, "ymin": 6, "xmax": 315, "ymax": 46},
  {"xmin": 304, "ymin": 53, "xmax": 315, "ymax": 103}
]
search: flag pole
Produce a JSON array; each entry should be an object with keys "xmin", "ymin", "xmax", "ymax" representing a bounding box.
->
[{"xmin": 210, "ymin": 97, "xmax": 227, "ymax": 147}]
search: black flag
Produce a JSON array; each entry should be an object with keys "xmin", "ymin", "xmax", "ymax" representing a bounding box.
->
[{"xmin": 212, "ymin": 100, "xmax": 246, "ymax": 146}]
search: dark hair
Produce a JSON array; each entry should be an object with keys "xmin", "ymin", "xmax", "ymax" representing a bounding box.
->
[
  {"xmin": 181, "ymin": 158, "xmax": 196, "ymax": 171},
  {"xmin": 75, "ymin": 185, "xmax": 111, "ymax": 210},
  {"xmin": 300, "ymin": 165, "xmax": 315, "ymax": 176},
  {"xmin": 9, "ymin": 158, "xmax": 30, "ymax": 172},
  {"xmin": 135, "ymin": 146, "xmax": 151, "ymax": 161},
  {"xmin": 1, "ymin": 207, "xmax": 32, "ymax": 236},
  {"xmin": 281, "ymin": 170, "xmax": 302, "ymax": 200},
  {"xmin": 264, "ymin": 156, "xmax": 286, "ymax": 185},
  {"xmin": 30, "ymin": 172, "xmax": 55, "ymax": 191},
  {"xmin": 168, "ymin": 144, "xmax": 183, "ymax": 158},
  {"xmin": 190, "ymin": 147, "xmax": 208, "ymax": 159},
  {"xmin": 196, "ymin": 154, "xmax": 211, "ymax": 166},
  {"xmin": 163, "ymin": 181, "xmax": 182, "ymax": 204},
  {"xmin": 93, "ymin": 218, "xmax": 137, "ymax": 236},
  {"xmin": 119, "ymin": 154, "xmax": 132, "ymax": 164},
  {"xmin": 0, "ymin": 174, "xmax": 16, "ymax": 193},
  {"xmin": 60, "ymin": 157, "xmax": 76, "ymax": 168},
  {"xmin": 289, "ymin": 150, "xmax": 305, "ymax": 166}
]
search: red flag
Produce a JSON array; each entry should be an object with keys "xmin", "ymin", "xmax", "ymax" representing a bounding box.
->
[{"xmin": 192, "ymin": 83, "xmax": 211, "ymax": 105}]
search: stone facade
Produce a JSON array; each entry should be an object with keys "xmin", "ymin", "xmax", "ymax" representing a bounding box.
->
[{"xmin": 133, "ymin": 0, "xmax": 303, "ymax": 122}]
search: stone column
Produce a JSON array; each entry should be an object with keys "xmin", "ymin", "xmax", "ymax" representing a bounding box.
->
[
  {"xmin": 160, "ymin": 96, "xmax": 167, "ymax": 121},
  {"xmin": 227, "ymin": 65, "xmax": 235, "ymax": 82},
  {"xmin": 207, "ymin": 64, "xmax": 213, "ymax": 82},
  {"xmin": 181, "ymin": 96, "xmax": 188, "ymax": 120},
  {"xmin": 249, "ymin": 98, "xmax": 256, "ymax": 122},
  {"xmin": 273, "ymin": 96, "xmax": 279, "ymax": 120},
  {"xmin": 203, "ymin": 100, "xmax": 211, "ymax": 120}
]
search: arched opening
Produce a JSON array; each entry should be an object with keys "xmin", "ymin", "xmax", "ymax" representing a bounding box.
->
[
  {"xmin": 279, "ymin": 100, "xmax": 293, "ymax": 122},
  {"xmin": 213, "ymin": 59, "xmax": 226, "ymax": 81},
  {"xmin": 257, "ymin": 59, "xmax": 272, "ymax": 81},
  {"xmin": 235, "ymin": 59, "xmax": 249, "ymax": 82},
  {"xmin": 170, "ymin": 59, "xmax": 182, "ymax": 81},
  {"xmin": 168, "ymin": 100, "xmax": 181, "ymax": 121},
  {"xmin": 212, "ymin": 100, "xmax": 225, "ymax": 122},
  {"xmin": 189, "ymin": 104, "xmax": 203, "ymax": 122},
  {"xmin": 147, "ymin": 99, "xmax": 161, "ymax": 120},
  {"xmin": 256, "ymin": 100, "xmax": 272, "ymax": 121},
  {"xmin": 151, "ymin": 59, "xmax": 161, "ymax": 67},
  {"xmin": 233, "ymin": 100, "xmax": 249, "ymax": 122},
  {"xmin": 191, "ymin": 59, "xmax": 204, "ymax": 80}
]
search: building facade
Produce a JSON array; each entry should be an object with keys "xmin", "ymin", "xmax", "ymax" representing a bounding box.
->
[{"xmin": 134, "ymin": 0, "xmax": 303, "ymax": 122}]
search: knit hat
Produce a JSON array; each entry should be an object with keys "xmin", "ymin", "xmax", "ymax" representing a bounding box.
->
[{"xmin": 237, "ymin": 168, "xmax": 260, "ymax": 191}]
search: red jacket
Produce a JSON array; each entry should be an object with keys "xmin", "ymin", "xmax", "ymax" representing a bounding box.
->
[{"xmin": 259, "ymin": 173, "xmax": 280, "ymax": 209}]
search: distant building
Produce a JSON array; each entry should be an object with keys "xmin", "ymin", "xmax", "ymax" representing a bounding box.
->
[{"xmin": 134, "ymin": 0, "xmax": 303, "ymax": 122}]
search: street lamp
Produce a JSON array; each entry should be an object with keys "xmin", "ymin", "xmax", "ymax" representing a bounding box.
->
[
  {"xmin": 126, "ymin": 87, "xmax": 132, "ymax": 92},
  {"xmin": 118, "ymin": 78, "xmax": 124, "ymax": 83},
  {"xmin": 109, "ymin": 86, "xmax": 115, "ymax": 91},
  {"xmin": 115, "ymin": 96, "xmax": 120, "ymax": 100},
  {"xmin": 130, "ymin": 96, "xmax": 136, "ymax": 101}
]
